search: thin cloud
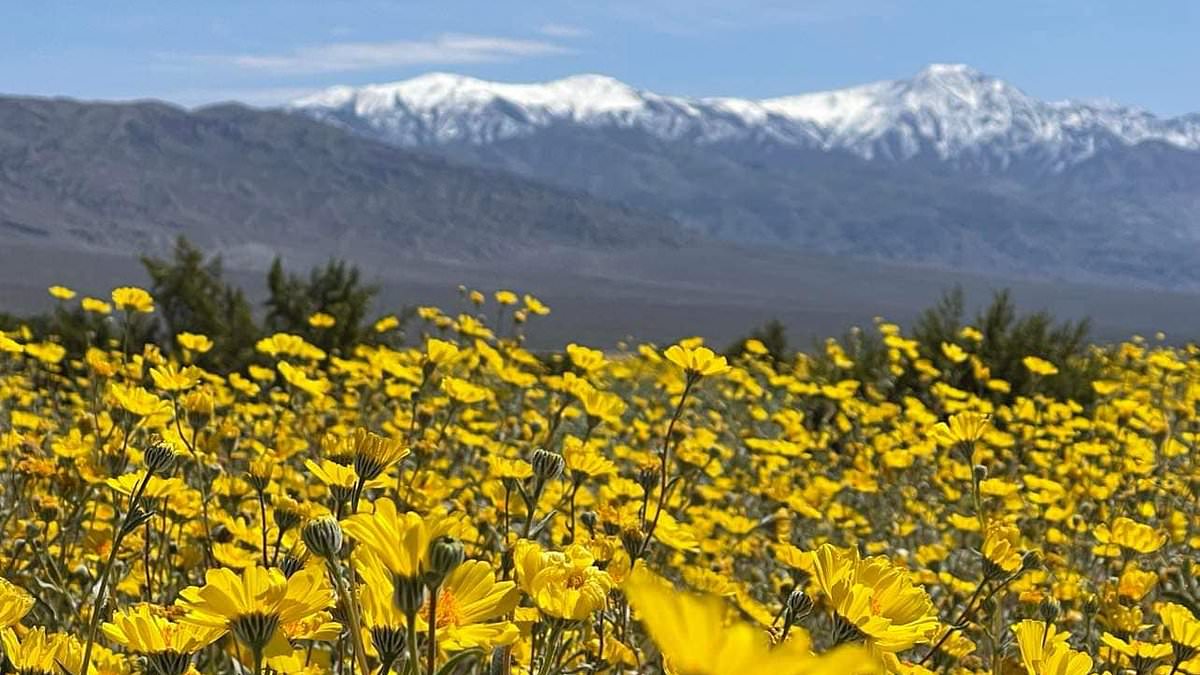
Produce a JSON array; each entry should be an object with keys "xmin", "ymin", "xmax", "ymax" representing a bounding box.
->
[
  {"xmin": 539, "ymin": 23, "xmax": 589, "ymax": 38},
  {"xmin": 574, "ymin": 0, "xmax": 895, "ymax": 35},
  {"xmin": 184, "ymin": 34, "xmax": 574, "ymax": 75}
]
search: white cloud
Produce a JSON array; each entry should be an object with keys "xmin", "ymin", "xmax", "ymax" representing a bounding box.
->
[
  {"xmin": 571, "ymin": 0, "xmax": 894, "ymax": 35},
  {"xmin": 187, "ymin": 33, "xmax": 574, "ymax": 75},
  {"xmin": 539, "ymin": 23, "xmax": 589, "ymax": 38}
]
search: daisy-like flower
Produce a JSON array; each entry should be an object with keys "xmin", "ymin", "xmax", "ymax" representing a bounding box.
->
[
  {"xmin": 304, "ymin": 458, "xmax": 359, "ymax": 504},
  {"xmin": 931, "ymin": 411, "xmax": 991, "ymax": 451},
  {"xmin": 103, "ymin": 605, "xmax": 224, "ymax": 675},
  {"xmin": 625, "ymin": 567, "xmax": 874, "ymax": 675},
  {"xmin": 81, "ymin": 297, "xmax": 113, "ymax": 315},
  {"xmin": 349, "ymin": 429, "xmax": 409, "ymax": 482},
  {"xmin": 307, "ymin": 312, "xmax": 336, "ymax": 328},
  {"xmin": 513, "ymin": 540, "xmax": 614, "ymax": 621},
  {"xmin": 1093, "ymin": 517, "xmax": 1167, "ymax": 555},
  {"xmin": 177, "ymin": 565, "xmax": 335, "ymax": 663},
  {"xmin": 1158, "ymin": 603, "xmax": 1200, "ymax": 664},
  {"xmin": 360, "ymin": 554, "xmax": 519, "ymax": 654},
  {"xmin": 341, "ymin": 499, "xmax": 453, "ymax": 579},
  {"xmin": 810, "ymin": 543, "xmax": 940, "ymax": 654},
  {"xmin": 578, "ymin": 387, "xmax": 626, "ymax": 427},
  {"xmin": 1, "ymin": 628, "xmax": 79, "ymax": 675},
  {"xmin": 1012, "ymin": 620, "xmax": 1069, "ymax": 674},
  {"xmin": 277, "ymin": 361, "xmax": 331, "ymax": 399},
  {"xmin": 1022, "ymin": 355, "xmax": 1059, "ymax": 376},
  {"xmin": 664, "ymin": 343, "xmax": 730, "ymax": 379},
  {"xmin": 111, "ymin": 286, "xmax": 155, "ymax": 313},
  {"xmin": 1100, "ymin": 632, "xmax": 1171, "ymax": 674},
  {"xmin": 48, "ymin": 285, "xmax": 76, "ymax": 300},
  {"xmin": 0, "ymin": 577, "xmax": 34, "ymax": 628},
  {"xmin": 176, "ymin": 332, "xmax": 213, "ymax": 354},
  {"xmin": 980, "ymin": 522, "xmax": 1024, "ymax": 580}
]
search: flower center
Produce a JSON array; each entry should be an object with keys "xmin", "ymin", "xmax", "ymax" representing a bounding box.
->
[
  {"xmin": 425, "ymin": 588, "xmax": 463, "ymax": 629},
  {"xmin": 566, "ymin": 570, "xmax": 588, "ymax": 589}
]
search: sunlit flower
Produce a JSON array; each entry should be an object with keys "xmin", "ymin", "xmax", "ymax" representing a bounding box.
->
[
  {"xmin": 810, "ymin": 543, "xmax": 939, "ymax": 654},
  {"xmin": 111, "ymin": 286, "xmax": 155, "ymax": 313},
  {"xmin": 178, "ymin": 566, "xmax": 334, "ymax": 658}
]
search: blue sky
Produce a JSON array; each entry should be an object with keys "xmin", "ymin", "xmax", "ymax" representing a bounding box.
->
[{"xmin": 3, "ymin": 1, "xmax": 1198, "ymax": 115}]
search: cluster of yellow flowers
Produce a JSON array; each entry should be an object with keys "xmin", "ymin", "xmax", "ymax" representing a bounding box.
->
[{"xmin": 1, "ymin": 284, "xmax": 1199, "ymax": 675}]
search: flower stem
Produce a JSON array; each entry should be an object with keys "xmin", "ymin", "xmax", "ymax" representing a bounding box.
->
[
  {"xmin": 426, "ymin": 584, "xmax": 439, "ymax": 675},
  {"xmin": 257, "ymin": 489, "xmax": 269, "ymax": 567},
  {"xmin": 79, "ymin": 468, "xmax": 153, "ymax": 675},
  {"xmin": 639, "ymin": 376, "xmax": 695, "ymax": 557},
  {"xmin": 325, "ymin": 558, "xmax": 370, "ymax": 675}
]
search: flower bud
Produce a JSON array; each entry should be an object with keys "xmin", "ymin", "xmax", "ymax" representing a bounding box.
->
[
  {"xmin": 1039, "ymin": 597, "xmax": 1061, "ymax": 623},
  {"xmin": 972, "ymin": 464, "xmax": 988, "ymax": 482},
  {"xmin": 1021, "ymin": 550, "xmax": 1042, "ymax": 572},
  {"xmin": 144, "ymin": 440, "xmax": 178, "ymax": 475},
  {"xmin": 425, "ymin": 536, "xmax": 465, "ymax": 587},
  {"xmin": 530, "ymin": 448, "xmax": 565, "ymax": 481},
  {"xmin": 637, "ymin": 465, "xmax": 661, "ymax": 493},
  {"xmin": 301, "ymin": 516, "xmax": 344, "ymax": 560},
  {"xmin": 580, "ymin": 511, "xmax": 598, "ymax": 534},
  {"xmin": 620, "ymin": 527, "xmax": 645, "ymax": 558}
]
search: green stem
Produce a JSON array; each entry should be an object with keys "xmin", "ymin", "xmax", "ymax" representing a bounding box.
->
[
  {"xmin": 426, "ymin": 584, "xmax": 439, "ymax": 675},
  {"xmin": 257, "ymin": 490, "xmax": 269, "ymax": 567},
  {"xmin": 325, "ymin": 558, "xmax": 371, "ymax": 675},
  {"xmin": 639, "ymin": 377, "xmax": 695, "ymax": 557},
  {"xmin": 79, "ymin": 468, "xmax": 153, "ymax": 675},
  {"xmin": 406, "ymin": 611, "xmax": 421, "ymax": 675}
]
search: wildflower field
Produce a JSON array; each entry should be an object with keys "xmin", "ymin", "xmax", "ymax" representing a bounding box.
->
[{"xmin": 1, "ymin": 284, "xmax": 1197, "ymax": 675}]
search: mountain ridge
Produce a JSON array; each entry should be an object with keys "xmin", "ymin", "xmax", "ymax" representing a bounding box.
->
[
  {"xmin": 287, "ymin": 64, "xmax": 1200, "ymax": 288},
  {"xmin": 290, "ymin": 64, "xmax": 1200, "ymax": 173},
  {"xmin": 0, "ymin": 95, "xmax": 688, "ymax": 265}
]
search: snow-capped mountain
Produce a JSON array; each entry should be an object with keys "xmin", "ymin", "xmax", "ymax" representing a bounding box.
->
[
  {"xmin": 286, "ymin": 65, "xmax": 1200, "ymax": 288},
  {"xmin": 291, "ymin": 64, "xmax": 1200, "ymax": 173}
]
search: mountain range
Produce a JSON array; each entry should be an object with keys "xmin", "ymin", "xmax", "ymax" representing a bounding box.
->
[
  {"xmin": 0, "ymin": 95, "xmax": 683, "ymax": 268},
  {"xmin": 291, "ymin": 64, "xmax": 1200, "ymax": 287},
  {"xmin": 2, "ymin": 64, "xmax": 1199, "ymax": 344}
]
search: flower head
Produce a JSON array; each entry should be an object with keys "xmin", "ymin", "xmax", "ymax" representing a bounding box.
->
[
  {"xmin": 177, "ymin": 565, "xmax": 334, "ymax": 657},
  {"xmin": 111, "ymin": 286, "xmax": 155, "ymax": 313},
  {"xmin": 810, "ymin": 544, "xmax": 939, "ymax": 654}
]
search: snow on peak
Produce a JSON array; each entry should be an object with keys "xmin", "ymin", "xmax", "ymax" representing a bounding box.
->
[
  {"xmin": 290, "ymin": 65, "xmax": 1200, "ymax": 166},
  {"xmin": 293, "ymin": 71, "xmax": 648, "ymax": 120}
]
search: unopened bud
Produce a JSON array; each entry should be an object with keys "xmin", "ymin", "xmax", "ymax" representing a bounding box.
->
[
  {"xmin": 144, "ymin": 440, "xmax": 178, "ymax": 475},
  {"xmin": 1039, "ymin": 597, "xmax": 1061, "ymax": 623},
  {"xmin": 580, "ymin": 511, "xmax": 598, "ymax": 534},
  {"xmin": 425, "ymin": 536, "xmax": 465, "ymax": 586},
  {"xmin": 620, "ymin": 528, "xmax": 644, "ymax": 558},
  {"xmin": 530, "ymin": 448, "xmax": 564, "ymax": 481},
  {"xmin": 637, "ymin": 466, "xmax": 661, "ymax": 493},
  {"xmin": 301, "ymin": 516, "xmax": 344, "ymax": 560}
]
